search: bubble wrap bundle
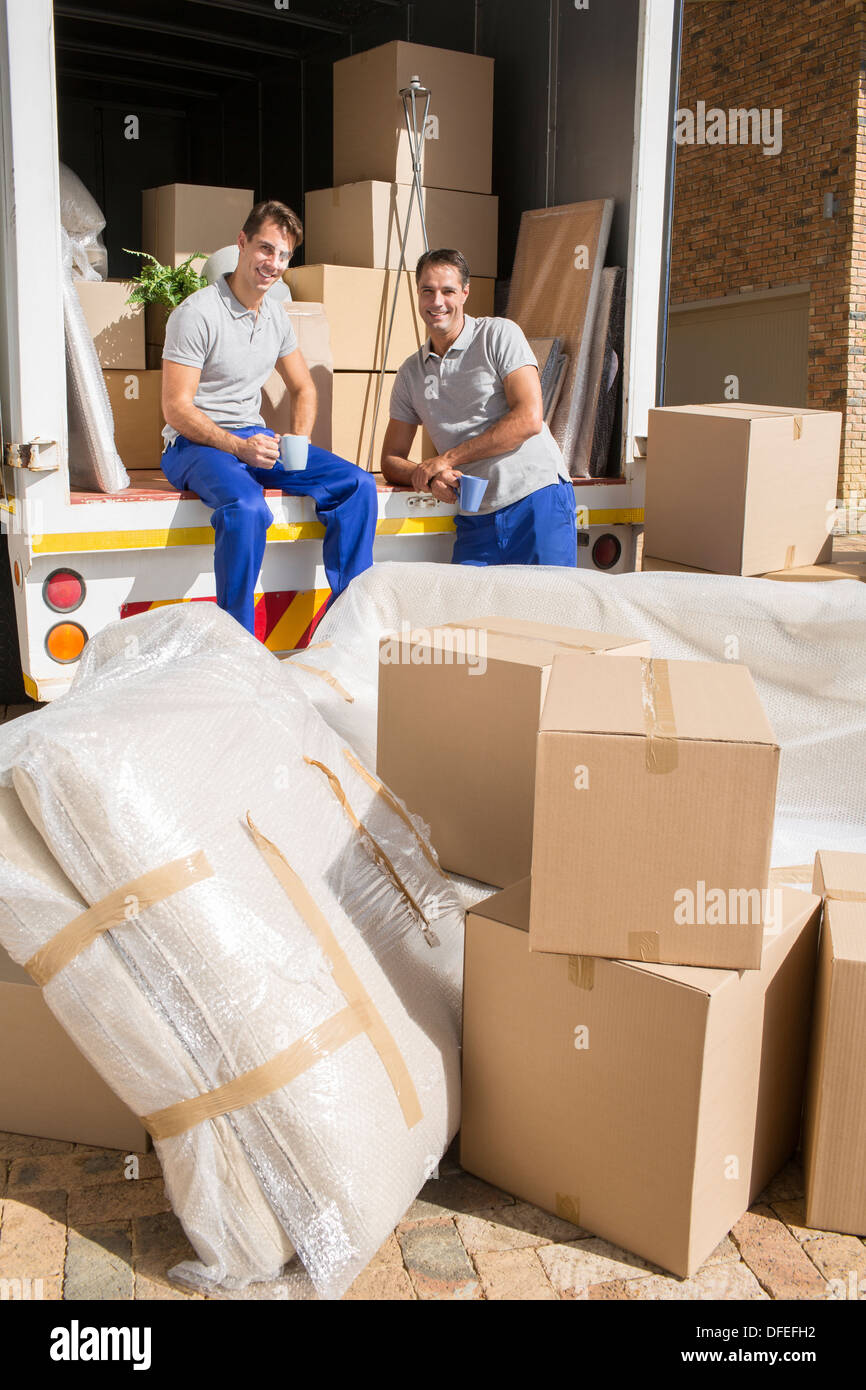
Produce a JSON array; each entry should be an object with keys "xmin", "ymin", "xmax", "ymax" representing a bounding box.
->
[
  {"xmin": 291, "ymin": 561, "xmax": 866, "ymax": 871},
  {"xmin": 0, "ymin": 604, "xmax": 463, "ymax": 1298},
  {"xmin": 59, "ymin": 162, "xmax": 108, "ymax": 282},
  {"xmin": 62, "ymin": 226, "xmax": 129, "ymax": 494}
]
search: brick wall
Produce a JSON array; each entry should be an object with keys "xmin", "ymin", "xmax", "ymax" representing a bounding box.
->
[{"xmin": 669, "ymin": 0, "xmax": 864, "ymax": 505}]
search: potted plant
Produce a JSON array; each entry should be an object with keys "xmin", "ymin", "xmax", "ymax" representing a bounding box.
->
[{"xmin": 123, "ymin": 251, "xmax": 208, "ymax": 364}]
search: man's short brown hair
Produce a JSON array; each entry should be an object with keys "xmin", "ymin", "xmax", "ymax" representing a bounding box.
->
[
  {"xmin": 242, "ymin": 200, "xmax": 304, "ymax": 250},
  {"xmin": 415, "ymin": 248, "xmax": 471, "ymax": 287}
]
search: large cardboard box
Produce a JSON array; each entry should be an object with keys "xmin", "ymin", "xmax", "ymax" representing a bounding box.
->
[
  {"xmin": 0, "ymin": 945, "xmax": 149, "ymax": 1151},
  {"xmin": 73, "ymin": 279, "xmax": 145, "ymax": 370},
  {"xmin": 332, "ymin": 371, "xmax": 425, "ymax": 470},
  {"xmin": 529, "ymin": 653, "xmax": 780, "ymax": 968},
  {"xmin": 762, "ymin": 557, "xmax": 866, "ymax": 583},
  {"xmin": 461, "ymin": 879, "xmax": 821, "ymax": 1279},
  {"xmin": 286, "ymin": 265, "xmax": 495, "ymax": 370},
  {"xmin": 305, "ymin": 182, "xmax": 498, "ymax": 277},
  {"xmin": 103, "ymin": 369, "xmax": 164, "ymax": 472},
  {"xmin": 260, "ymin": 302, "xmax": 333, "ymax": 451},
  {"xmin": 803, "ymin": 851, "xmax": 866, "ymax": 1236},
  {"xmin": 142, "ymin": 183, "xmax": 254, "ymax": 268},
  {"xmin": 377, "ymin": 618, "xmax": 650, "ymax": 888},
  {"xmin": 333, "ymin": 41, "xmax": 494, "ymax": 194},
  {"xmin": 644, "ymin": 403, "xmax": 841, "ymax": 575}
]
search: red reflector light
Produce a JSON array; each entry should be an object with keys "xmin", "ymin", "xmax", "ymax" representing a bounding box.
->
[
  {"xmin": 43, "ymin": 568, "xmax": 85, "ymax": 612},
  {"xmin": 592, "ymin": 534, "xmax": 622, "ymax": 571}
]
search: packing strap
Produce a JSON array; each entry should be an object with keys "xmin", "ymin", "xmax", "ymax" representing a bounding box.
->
[
  {"xmin": 289, "ymin": 662, "xmax": 354, "ymax": 703},
  {"xmin": 342, "ymin": 747, "xmax": 441, "ymax": 872},
  {"xmin": 142, "ymin": 1003, "xmax": 370, "ymax": 1141},
  {"xmin": 305, "ymin": 757, "xmax": 439, "ymax": 947},
  {"xmin": 247, "ymin": 814, "xmax": 423, "ymax": 1129},
  {"xmin": 24, "ymin": 851, "xmax": 213, "ymax": 988},
  {"xmin": 640, "ymin": 658, "xmax": 678, "ymax": 774}
]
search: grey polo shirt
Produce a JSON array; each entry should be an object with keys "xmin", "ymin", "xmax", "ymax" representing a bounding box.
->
[
  {"xmin": 161, "ymin": 274, "xmax": 298, "ymax": 446},
  {"xmin": 389, "ymin": 314, "xmax": 569, "ymax": 514}
]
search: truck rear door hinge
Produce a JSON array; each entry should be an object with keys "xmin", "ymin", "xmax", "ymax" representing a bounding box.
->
[{"xmin": 5, "ymin": 439, "xmax": 59, "ymax": 471}]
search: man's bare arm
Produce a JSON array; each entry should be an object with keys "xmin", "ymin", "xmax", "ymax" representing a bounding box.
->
[
  {"xmin": 162, "ymin": 360, "xmax": 278, "ymax": 467},
  {"xmin": 434, "ymin": 364, "xmax": 543, "ymax": 471},
  {"xmin": 274, "ymin": 349, "xmax": 317, "ymax": 438}
]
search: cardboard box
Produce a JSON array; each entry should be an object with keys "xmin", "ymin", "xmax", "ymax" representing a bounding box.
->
[
  {"xmin": 0, "ymin": 944, "xmax": 149, "ymax": 1151},
  {"xmin": 103, "ymin": 369, "xmax": 165, "ymax": 472},
  {"xmin": 73, "ymin": 279, "xmax": 145, "ymax": 370},
  {"xmin": 261, "ymin": 302, "xmax": 333, "ymax": 451},
  {"xmin": 644, "ymin": 404, "xmax": 841, "ymax": 575},
  {"xmin": 142, "ymin": 183, "xmax": 254, "ymax": 269},
  {"xmin": 461, "ymin": 879, "xmax": 821, "ymax": 1279},
  {"xmin": 376, "ymin": 618, "xmax": 650, "ymax": 888},
  {"xmin": 333, "ymin": 41, "xmax": 494, "ymax": 194},
  {"xmin": 286, "ymin": 265, "xmax": 495, "ymax": 370},
  {"xmin": 803, "ymin": 851, "xmax": 866, "ymax": 1236},
  {"xmin": 529, "ymin": 652, "xmax": 780, "ymax": 968},
  {"xmin": 641, "ymin": 555, "xmax": 714, "ymax": 575},
  {"xmin": 332, "ymin": 371, "xmax": 426, "ymax": 470},
  {"xmin": 305, "ymin": 182, "xmax": 498, "ymax": 277}
]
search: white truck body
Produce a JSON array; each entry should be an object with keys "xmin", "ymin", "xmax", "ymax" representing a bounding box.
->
[{"xmin": 0, "ymin": 0, "xmax": 677, "ymax": 700}]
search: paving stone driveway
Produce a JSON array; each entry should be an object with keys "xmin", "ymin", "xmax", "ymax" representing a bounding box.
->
[{"xmin": 1, "ymin": 1132, "xmax": 863, "ymax": 1301}]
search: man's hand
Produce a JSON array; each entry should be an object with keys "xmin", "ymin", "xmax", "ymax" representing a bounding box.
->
[
  {"xmin": 235, "ymin": 432, "xmax": 281, "ymax": 468},
  {"xmin": 411, "ymin": 457, "xmax": 461, "ymax": 503}
]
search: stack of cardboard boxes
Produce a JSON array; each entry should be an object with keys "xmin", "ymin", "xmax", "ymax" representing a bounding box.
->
[
  {"xmin": 73, "ymin": 182, "xmax": 257, "ymax": 478},
  {"xmin": 377, "ymin": 616, "xmax": 862, "ymax": 1277},
  {"xmin": 290, "ymin": 41, "xmax": 500, "ymax": 472}
]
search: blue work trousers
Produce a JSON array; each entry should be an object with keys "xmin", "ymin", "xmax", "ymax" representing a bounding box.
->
[
  {"xmin": 161, "ymin": 427, "xmax": 378, "ymax": 634},
  {"xmin": 452, "ymin": 479, "xmax": 578, "ymax": 567}
]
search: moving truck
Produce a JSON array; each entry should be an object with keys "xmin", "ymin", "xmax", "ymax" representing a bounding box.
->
[{"xmin": 0, "ymin": 0, "xmax": 681, "ymax": 701}]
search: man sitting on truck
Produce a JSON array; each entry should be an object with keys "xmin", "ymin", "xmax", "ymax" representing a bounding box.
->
[
  {"xmin": 160, "ymin": 200, "xmax": 377, "ymax": 635},
  {"xmin": 380, "ymin": 248, "xmax": 577, "ymax": 567}
]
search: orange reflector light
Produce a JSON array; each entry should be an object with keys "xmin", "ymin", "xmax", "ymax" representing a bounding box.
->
[{"xmin": 45, "ymin": 622, "xmax": 87, "ymax": 664}]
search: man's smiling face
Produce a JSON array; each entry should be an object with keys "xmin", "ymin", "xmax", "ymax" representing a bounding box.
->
[
  {"xmin": 236, "ymin": 219, "xmax": 294, "ymax": 295},
  {"xmin": 417, "ymin": 261, "xmax": 470, "ymax": 340}
]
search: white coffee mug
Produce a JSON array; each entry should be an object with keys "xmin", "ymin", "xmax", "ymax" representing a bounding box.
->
[{"xmin": 279, "ymin": 435, "xmax": 309, "ymax": 471}]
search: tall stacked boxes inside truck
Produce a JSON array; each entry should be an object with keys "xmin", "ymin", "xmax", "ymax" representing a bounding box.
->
[{"xmin": 295, "ymin": 41, "xmax": 497, "ymax": 470}]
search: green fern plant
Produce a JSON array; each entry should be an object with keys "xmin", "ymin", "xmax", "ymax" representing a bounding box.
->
[{"xmin": 123, "ymin": 251, "xmax": 208, "ymax": 309}]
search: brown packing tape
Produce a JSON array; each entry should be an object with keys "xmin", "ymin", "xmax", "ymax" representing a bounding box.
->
[
  {"xmin": 555, "ymin": 1193, "xmax": 581, "ymax": 1226},
  {"xmin": 341, "ymin": 747, "xmax": 442, "ymax": 873},
  {"xmin": 825, "ymin": 888, "xmax": 866, "ymax": 903},
  {"xmin": 291, "ymin": 662, "xmax": 354, "ymax": 703},
  {"xmin": 784, "ymin": 545, "xmax": 796, "ymax": 570},
  {"xmin": 247, "ymin": 813, "xmax": 423, "ymax": 1129},
  {"xmin": 793, "ymin": 417, "xmax": 802, "ymax": 440},
  {"xmin": 769, "ymin": 865, "xmax": 813, "ymax": 888},
  {"xmin": 24, "ymin": 851, "xmax": 214, "ymax": 988},
  {"xmin": 143, "ymin": 1004, "xmax": 368, "ymax": 1142},
  {"xmin": 304, "ymin": 757, "xmax": 439, "ymax": 945},
  {"xmin": 640, "ymin": 658, "xmax": 678, "ymax": 774},
  {"xmin": 627, "ymin": 931, "xmax": 661, "ymax": 963},
  {"xmin": 568, "ymin": 956, "xmax": 595, "ymax": 991}
]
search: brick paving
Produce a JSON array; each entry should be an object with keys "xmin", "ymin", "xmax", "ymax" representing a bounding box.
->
[{"xmin": 1, "ymin": 1132, "xmax": 864, "ymax": 1302}]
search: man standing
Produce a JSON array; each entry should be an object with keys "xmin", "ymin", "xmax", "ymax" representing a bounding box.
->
[
  {"xmin": 380, "ymin": 248, "xmax": 577, "ymax": 566},
  {"xmin": 161, "ymin": 200, "xmax": 377, "ymax": 634}
]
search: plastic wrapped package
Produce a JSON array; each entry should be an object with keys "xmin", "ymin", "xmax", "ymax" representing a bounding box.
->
[
  {"xmin": 298, "ymin": 561, "xmax": 866, "ymax": 870},
  {"xmin": 62, "ymin": 227, "xmax": 129, "ymax": 494},
  {"xmin": 0, "ymin": 604, "xmax": 463, "ymax": 1298},
  {"xmin": 59, "ymin": 162, "xmax": 108, "ymax": 281},
  {"xmin": 506, "ymin": 200, "xmax": 614, "ymax": 469}
]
